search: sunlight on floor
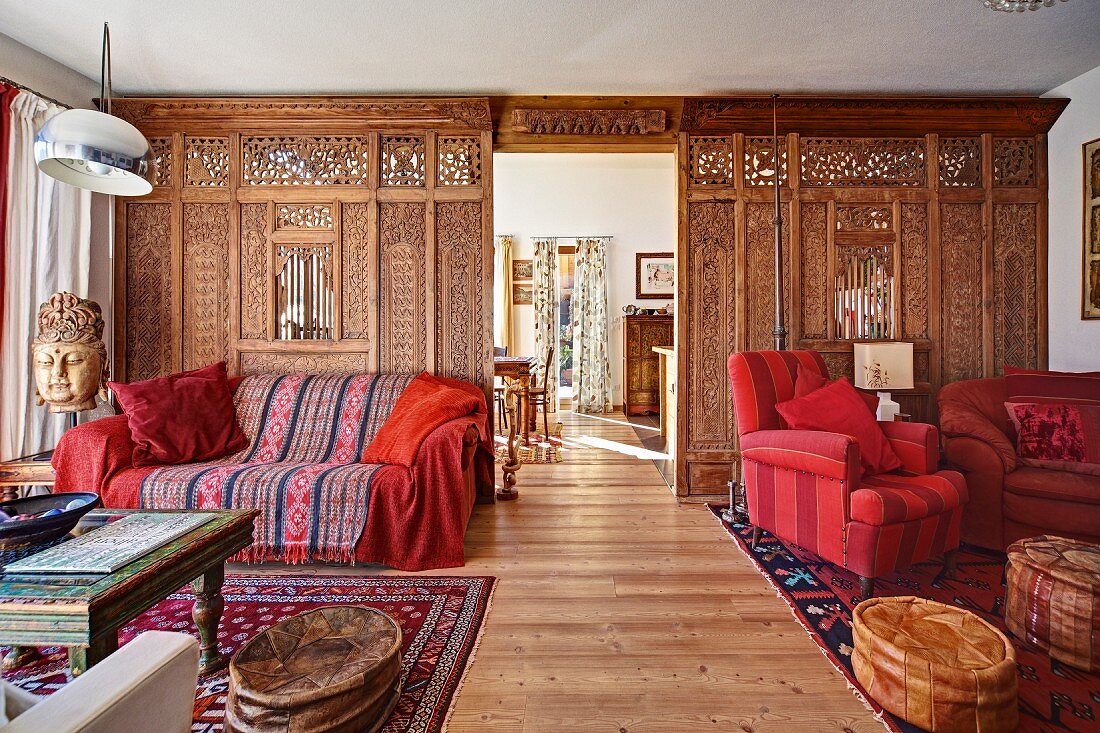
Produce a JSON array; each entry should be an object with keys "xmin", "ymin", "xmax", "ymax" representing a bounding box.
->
[
  {"xmin": 568, "ymin": 434, "xmax": 670, "ymax": 460},
  {"xmin": 569, "ymin": 411, "xmax": 661, "ymax": 432}
]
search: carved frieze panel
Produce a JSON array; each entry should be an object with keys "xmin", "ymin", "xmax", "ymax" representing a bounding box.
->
[
  {"xmin": 746, "ymin": 202, "xmax": 791, "ymax": 352},
  {"xmin": 511, "ymin": 108, "xmax": 665, "ymax": 135},
  {"xmin": 125, "ymin": 203, "xmax": 173, "ymax": 381},
  {"xmin": 240, "ymin": 203, "xmax": 270, "ymax": 340},
  {"xmin": 801, "ymin": 138, "xmax": 925, "ymax": 187},
  {"xmin": 822, "ymin": 352, "xmax": 854, "ymax": 380},
  {"xmin": 993, "ymin": 203, "xmax": 1038, "ymax": 373},
  {"xmin": 242, "ymin": 136, "xmax": 370, "ymax": 185},
  {"xmin": 149, "ymin": 136, "xmax": 173, "ymax": 187},
  {"xmin": 900, "ymin": 203, "xmax": 930, "ymax": 340},
  {"xmin": 800, "ymin": 202, "xmax": 829, "ymax": 339},
  {"xmin": 437, "ymin": 137, "xmax": 481, "ymax": 186},
  {"xmin": 341, "ymin": 202, "xmax": 371, "ymax": 341},
  {"xmin": 275, "ymin": 204, "xmax": 333, "ymax": 230},
  {"xmin": 182, "ymin": 203, "xmax": 230, "ymax": 369},
  {"xmin": 993, "ymin": 138, "xmax": 1036, "ymax": 187},
  {"xmin": 687, "ymin": 202, "xmax": 737, "ymax": 450},
  {"xmin": 688, "ymin": 136, "xmax": 733, "ymax": 186},
  {"xmin": 379, "ymin": 202, "xmax": 426, "ymax": 373},
  {"xmin": 381, "ymin": 136, "xmax": 426, "ymax": 187},
  {"xmin": 836, "ymin": 205, "xmax": 893, "ymax": 232},
  {"xmin": 239, "ymin": 351, "xmax": 367, "ymax": 376},
  {"xmin": 435, "ymin": 202, "xmax": 485, "ymax": 383},
  {"xmin": 744, "ymin": 136, "xmax": 788, "ymax": 186},
  {"xmin": 940, "ymin": 203, "xmax": 984, "ymax": 382},
  {"xmin": 938, "ymin": 138, "xmax": 982, "ymax": 188},
  {"xmin": 184, "ymin": 136, "xmax": 230, "ymax": 187}
]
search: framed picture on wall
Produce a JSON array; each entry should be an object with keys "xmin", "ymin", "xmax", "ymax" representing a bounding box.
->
[
  {"xmin": 512, "ymin": 259, "xmax": 533, "ymax": 281},
  {"xmin": 636, "ymin": 252, "xmax": 675, "ymax": 299},
  {"xmin": 512, "ymin": 283, "xmax": 533, "ymax": 305},
  {"xmin": 1084, "ymin": 136, "xmax": 1100, "ymax": 319}
]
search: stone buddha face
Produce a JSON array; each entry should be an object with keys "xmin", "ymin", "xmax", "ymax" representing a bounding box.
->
[{"xmin": 31, "ymin": 292, "xmax": 109, "ymax": 414}]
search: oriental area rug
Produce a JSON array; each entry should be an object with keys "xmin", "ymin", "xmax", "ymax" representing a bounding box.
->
[
  {"xmin": 3, "ymin": 574, "xmax": 496, "ymax": 733},
  {"xmin": 709, "ymin": 506, "xmax": 1100, "ymax": 733}
]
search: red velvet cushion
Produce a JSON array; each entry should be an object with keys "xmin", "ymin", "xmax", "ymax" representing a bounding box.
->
[
  {"xmin": 109, "ymin": 362, "xmax": 247, "ymax": 467},
  {"xmin": 776, "ymin": 378, "xmax": 902, "ymax": 476},
  {"xmin": 794, "ymin": 364, "xmax": 880, "ymax": 416},
  {"xmin": 361, "ymin": 372, "xmax": 481, "ymax": 467},
  {"xmin": 1005, "ymin": 367, "xmax": 1100, "ymax": 406},
  {"xmin": 1005, "ymin": 401, "xmax": 1100, "ymax": 476}
]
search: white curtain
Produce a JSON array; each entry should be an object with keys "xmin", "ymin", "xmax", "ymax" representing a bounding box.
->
[
  {"xmin": 531, "ymin": 237, "xmax": 558, "ymax": 409},
  {"xmin": 1, "ymin": 92, "xmax": 92, "ymax": 460},
  {"xmin": 493, "ymin": 235, "xmax": 513, "ymax": 355},
  {"xmin": 572, "ymin": 238, "xmax": 613, "ymax": 413}
]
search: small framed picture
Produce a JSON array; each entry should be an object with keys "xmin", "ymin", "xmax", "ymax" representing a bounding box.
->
[
  {"xmin": 636, "ymin": 252, "xmax": 675, "ymax": 299},
  {"xmin": 512, "ymin": 283, "xmax": 533, "ymax": 305},
  {"xmin": 512, "ymin": 259, "xmax": 533, "ymax": 281},
  {"xmin": 1084, "ymin": 136, "xmax": 1100, "ymax": 319}
]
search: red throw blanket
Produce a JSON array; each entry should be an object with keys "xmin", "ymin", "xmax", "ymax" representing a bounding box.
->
[{"xmin": 53, "ymin": 373, "xmax": 493, "ymax": 571}]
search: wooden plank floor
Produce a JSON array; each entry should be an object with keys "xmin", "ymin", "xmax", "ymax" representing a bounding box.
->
[{"xmin": 247, "ymin": 411, "xmax": 881, "ymax": 732}]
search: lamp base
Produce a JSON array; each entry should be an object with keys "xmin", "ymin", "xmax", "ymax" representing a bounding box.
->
[{"xmin": 876, "ymin": 392, "xmax": 901, "ymax": 422}]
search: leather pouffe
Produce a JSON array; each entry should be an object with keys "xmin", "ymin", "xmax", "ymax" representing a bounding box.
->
[
  {"xmin": 1006, "ymin": 535, "xmax": 1100, "ymax": 672},
  {"xmin": 225, "ymin": 606, "xmax": 402, "ymax": 733},
  {"xmin": 852, "ymin": 596, "xmax": 1017, "ymax": 733}
]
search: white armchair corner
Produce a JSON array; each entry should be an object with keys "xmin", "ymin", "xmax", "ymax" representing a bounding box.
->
[{"xmin": 3, "ymin": 631, "xmax": 199, "ymax": 733}]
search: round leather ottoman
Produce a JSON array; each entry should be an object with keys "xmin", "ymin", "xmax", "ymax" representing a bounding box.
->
[
  {"xmin": 1006, "ymin": 535, "xmax": 1100, "ymax": 672},
  {"xmin": 225, "ymin": 606, "xmax": 402, "ymax": 733},
  {"xmin": 852, "ymin": 596, "xmax": 1017, "ymax": 733}
]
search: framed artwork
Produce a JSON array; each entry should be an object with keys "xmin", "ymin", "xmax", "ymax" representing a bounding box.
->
[
  {"xmin": 512, "ymin": 259, "xmax": 533, "ymax": 281},
  {"xmin": 512, "ymin": 283, "xmax": 533, "ymax": 305},
  {"xmin": 1085, "ymin": 136, "xmax": 1100, "ymax": 319},
  {"xmin": 636, "ymin": 252, "xmax": 675, "ymax": 299}
]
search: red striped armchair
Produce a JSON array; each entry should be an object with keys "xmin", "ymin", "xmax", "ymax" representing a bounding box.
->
[{"xmin": 727, "ymin": 350, "xmax": 967, "ymax": 598}]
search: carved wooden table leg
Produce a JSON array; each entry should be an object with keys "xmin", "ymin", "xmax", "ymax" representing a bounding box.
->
[
  {"xmin": 497, "ymin": 380, "xmax": 521, "ymax": 501},
  {"xmin": 192, "ymin": 563, "xmax": 228, "ymax": 675},
  {"xmin": 518, "ymin": 373, "xmax": 531, "ymax": 446},
  {"xmin": 3, "ymin": 645, "xmax": 39, "ymax": 671},
  {"xmin": 69, "ymin": 631, "xmax": 117, "ymax": 676}
]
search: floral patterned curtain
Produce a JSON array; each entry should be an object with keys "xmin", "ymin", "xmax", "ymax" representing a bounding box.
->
[
  {"xmin": 572, "ymin": 238, "xmax": 612, "ymax": 414},
  {"xmin": 532, "ymin": 238, "xmax": 559, "ymax": 408},
  {"xmin": 493, "ymin": 235, "xmax": 514, "ymax": 354}
]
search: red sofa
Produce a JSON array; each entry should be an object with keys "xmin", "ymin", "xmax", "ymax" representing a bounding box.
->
[
  {"xmin": 729, "ymin": 350, "xmax": 967, "ymax": 598},
  {"xmin": 52, "ymin": 372, "xmax": 493, "ymax": 571},
  {"xmin": 939, "ymin": 377, "xmax": 1100, "ymax": 550}
]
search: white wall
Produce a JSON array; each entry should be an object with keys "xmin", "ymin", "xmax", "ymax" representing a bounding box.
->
[
  {"xmin": 0, "ymin": 32, "xmax": 113, "ymax": 358},
  {"xmin": 1045, "ymin": 64, "xmax": 1100, "ymax": 371},
  {"xmin": 493, "ymin": 153, "xmax": 677, "ymax": 404}
]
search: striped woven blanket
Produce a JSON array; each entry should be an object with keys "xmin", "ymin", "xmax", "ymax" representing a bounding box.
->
[{"xmin": 140, "ymin": 373, "xmax": 414, "ymax": 563}]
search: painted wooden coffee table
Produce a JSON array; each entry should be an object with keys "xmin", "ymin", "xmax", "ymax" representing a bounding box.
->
[{"xmin": 0, "ymin": 508, "xmax": 257, "ymax": 675}]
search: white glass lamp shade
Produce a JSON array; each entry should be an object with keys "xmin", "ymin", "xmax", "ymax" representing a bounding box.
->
[
  {"xmin": 35, "ymin": 109, "xmax": 153, "ymax": 196},
  {"xmin": 853, "ymin": 342, "xmax": 914, "ymax": 391}
]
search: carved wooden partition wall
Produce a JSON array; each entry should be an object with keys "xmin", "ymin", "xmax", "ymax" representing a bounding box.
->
[
  {"xmin": 111, "ymin": 97, "xmax": 494, "ymax": 399},
  {"xmin": 675, "ymin": 97, "xmax": 1067, "ymax": 502}
]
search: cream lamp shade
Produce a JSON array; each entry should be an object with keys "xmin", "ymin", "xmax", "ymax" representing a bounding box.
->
[{"xmin": 854, "ymin": 342, "xmax": 914, "ymax": 391}]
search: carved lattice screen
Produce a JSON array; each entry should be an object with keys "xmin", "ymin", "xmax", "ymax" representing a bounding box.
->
[
  {"xmin": 112, "ymin": 98, "xmax": 493, "ymax": 397},
  {"xmin": 676, "ymin": 98, "xmax": 1060, "ymax": 501}
]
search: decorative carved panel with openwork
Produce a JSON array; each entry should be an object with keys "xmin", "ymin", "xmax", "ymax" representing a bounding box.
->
[
  {"xmin": 437, "ymin": 137, "xmax": 481, "ymax": 186},
  {"xmin": 801, "ymin": 138, "xmax": 925, "ymax": 187},
  {"xmin": 149, "ymin": 137, "xmax": 173, "ymax": 187},
  {"xmin": 938, "ymin": 138, "xmax": 982, "ymax": 188},
  {"xmin": 688, "ymin": 136, "xmax": 733, "ymax": 186},
  {"xmin": 242, "ymin": 136, "xmax": 371, "ymax": 185},
  {"xmin": 744, "ymin": 136, "xmax": 788, "ymax": 187},
  {"xmin": 275, "ymin": 204, "xmax": 334, "ymax": 230},
  {"xmin": 381, "ymin": 136, "xmax": 426, "ymax": 187},
  {"xmin": 184, "ymin": 137, "xmax": 229, "ymax": 187},
  {"xmin": 993, "ymin": 138, "xmax": 1036, "ymax": 187}
]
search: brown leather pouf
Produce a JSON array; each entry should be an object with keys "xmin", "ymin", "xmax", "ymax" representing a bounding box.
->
[
  {"xmin": 852, "ymin": 596, "xmax": 1017, "ymax": 733},
  {"xmin": 1006, "ymin": 535, "xmax": 1100, "ymax": 672},
  {"xmin": 224, "ymin": 606, "xmax": 402, "ymax": 733}
]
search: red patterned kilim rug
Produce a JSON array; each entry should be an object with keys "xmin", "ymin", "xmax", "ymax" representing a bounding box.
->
[
  {"xmin": 709, "ymin": 506, "xmax": 1100, "ymax": 733},
  {"xmin": 3, "ymin": 574, "xmax": 495, "ymax": 733}
]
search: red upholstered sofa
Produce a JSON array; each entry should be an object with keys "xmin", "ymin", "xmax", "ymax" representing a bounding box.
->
[
  {"xmin": 52, "ymin": 373, "xmax": 493, "ymax": 571},
  {"xmin": 728, "ymin": 350, "xmax": 967, "ymax": 598},
  {"xmin": 939, "ymin": 377, "xmax": 1100, "ymax": 550}
]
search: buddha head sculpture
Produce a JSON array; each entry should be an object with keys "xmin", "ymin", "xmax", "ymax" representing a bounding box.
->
[{"xmin": 31, "ymin": 292, "xmax": 109, "ymax": 413}]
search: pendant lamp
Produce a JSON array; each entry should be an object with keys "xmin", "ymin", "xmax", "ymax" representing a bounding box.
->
[{"xmin": 35, "ymin": 23, "xmax": 153, "ymax": 196}]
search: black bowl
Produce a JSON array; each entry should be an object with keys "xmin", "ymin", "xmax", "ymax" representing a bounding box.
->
[{"xmin": 0, "ymin": 493, "xmax": 101, "ymax": 549}]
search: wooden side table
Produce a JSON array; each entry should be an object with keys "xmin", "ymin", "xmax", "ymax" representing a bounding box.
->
[{"xmin": 0, "ymin": 451, "xmax": 56, "ymax": 501}]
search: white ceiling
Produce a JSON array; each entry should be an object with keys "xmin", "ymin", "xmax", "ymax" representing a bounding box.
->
[{"xmin": 1, "ymin": 0, "xmax": 1098, "ymax": 98}]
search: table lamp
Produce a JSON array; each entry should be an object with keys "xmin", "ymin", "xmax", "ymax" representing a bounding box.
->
[{"xmin": 853, "ymin": 342, "xmax": 913, "ymax": 422}]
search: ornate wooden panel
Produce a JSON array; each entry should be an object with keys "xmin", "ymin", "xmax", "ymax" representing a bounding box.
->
[
  {"xmin": 511, "ymin": 108, "xmax": 666, "ymax": 135},
  {"xmin": 900, "ymin": 203, "xmax": 930, "ymax": 340},
  {"xmin": 182, "ymin": 203, "xmax": 230, "ymax": 369},
  {"xmin": 435, "ymin": 202, "xmax": 486, "ymax": 384},
  {"xmin": 380, "ymin": 136, "xmax": 426, "ymax": 187},
  {"xmin": 744, "ymin": 136, "xmax": 788, "ymax": 187},
  {"xmin": 938, "ymin": 138, "xmax": 982, "ymax": 188},
  {"xmin": 993, "ymin": 203, "xmax": 1039, "ymax": 373},
  {"xmin": 378, "ymin": 202, "xmax": 427, "ymax": 373},
  {"xmin": 241, "ymin": 136, "xmax": 371, "ymax": 185},
  {"xmin": 940, "ymin": 203, "xmax": 984, "ymax": 382},
  {"xmin": 239, "ymin": 352, "xmax": 367, "ymax": 376},
  {"xmin": 124, "ymin": 203, "xmax": 173, "ymax": 381},
  {"xmin": 184, "ymin": 136, "xmax": 229, "ymax": 187},
  {"xmin": 993, "ymin": 138, "xmax": 1036, "ymax": 187},
  {"xmin": 276, "ymin": 204, "xmax": 333, "ymax": 230},
  {"xmin": 799, "ymin": 202, "xmax": 828, "ymax": 339},
  {"xmin": 341, "ymin": 202, "xmax": 372, "ymax": 341},
  {"xmin": 240, "ymin": 203, "xmax": 270, "ymax": 341},
  {"xmin": 437, "ymin": 137, "xmax": 482, "ymax": 186},
  {"xmin": 746, "ymin": 202, "xmax": 790, "ymax": 351},
  {"xmin": 801, "ymin": 138, "xmax": 925, "ymax": 187},
  {"xmin": 149, "ymin": 136, "xmax": 173, "ymax": 187},
  {"xmin": 688, "ymin": 136, "xmax": 733, "ymax": 186}
]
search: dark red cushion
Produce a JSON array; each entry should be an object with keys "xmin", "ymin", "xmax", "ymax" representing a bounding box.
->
[
  {"xmin": 775, "ymin": 378, "xmax": 902, "ymax": 476},
  {"xmin": 109, "ymin": 362, "xmax": 247, "ymax": 467},
  {"xmin": 851, "ymin": 472, "xmax": 968, "ymax": 525},
  {"xmin": 1005, "ymin": 401, "xmax": 1100, "ymax": 476},
  {"xmin": 794, "ymin": 363, "xmax": 880, "ymax": 416},
  {"xmin": 361, "ymin": 372, "xmax": 481, "ymax": 467},
  {"xmin": 1004, "ymin": 367, "xmax": 1100, "ymax": 406}
]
